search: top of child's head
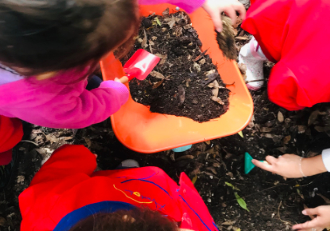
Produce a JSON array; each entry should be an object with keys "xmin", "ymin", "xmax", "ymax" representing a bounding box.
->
[
  {"xmin": 0, "ymin": 0, "xmax": 139, "ymax": 77},
  {"xmin": 68, "ymin": 208, "xmax": 195, "ymax": 231}
]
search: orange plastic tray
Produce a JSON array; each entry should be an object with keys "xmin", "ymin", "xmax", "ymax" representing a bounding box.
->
[{"xmin": 100, "ymin": 4, "xmax": 253, "ymax": 153}]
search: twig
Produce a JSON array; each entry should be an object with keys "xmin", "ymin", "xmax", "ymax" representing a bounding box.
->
[
  {"xmin": 277, "ymin": 200, "xmax": 292, "ymax": 225},
  {"xmin": 20, "ymin": 140, "xmax": 39, "ymax": 146},
  {"xmin": 245, "ymin": 79, "xmax": 264, "ymax": 83}
]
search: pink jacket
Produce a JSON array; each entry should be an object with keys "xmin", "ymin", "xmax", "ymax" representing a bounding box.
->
[{"xmin": 0, "ymin": 0, "xmax": 205, "ymax": 129}]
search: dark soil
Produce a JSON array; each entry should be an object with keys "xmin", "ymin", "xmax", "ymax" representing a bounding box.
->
[{"xmin": 128, "ymin": 11, "xmax": 229, "ymax": 122}]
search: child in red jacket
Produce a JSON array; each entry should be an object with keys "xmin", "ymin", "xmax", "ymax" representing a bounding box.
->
[
  {"xmin": 0, "ymin": 115, "xmax": 23, "ymax": 188},
  {"xmin": 239, "ymin": 0, "xmax": 330, "ymax": 111},
  {"xmin": 19, "ymin": 145, "xmax": 218, "ymax": 231}
]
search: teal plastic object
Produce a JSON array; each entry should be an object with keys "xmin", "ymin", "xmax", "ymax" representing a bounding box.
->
[
  {"xmin": 245, "ymin": 152, "xmax": 266, "ymax": 174},
  {"xmin": 244, "ymin": 152, "xmax": 254, "ymax": 174},
  {"xmin": 172, "ymin": 145, "xmax": 192, "ymax": 152}
]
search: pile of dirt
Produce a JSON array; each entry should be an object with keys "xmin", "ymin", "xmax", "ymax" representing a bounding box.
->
[{"xmin": 128, "ymin": 10, "xmax": 229, "ymax": 122}]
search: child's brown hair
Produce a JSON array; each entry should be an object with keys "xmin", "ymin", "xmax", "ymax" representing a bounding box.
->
[
  {"xmin": 69, "ymin": 208, "xmax": 179, "ymax": 231},
  {"xmin": 0, "ymin": 0, "xmax": 139, "ymax": 76}
]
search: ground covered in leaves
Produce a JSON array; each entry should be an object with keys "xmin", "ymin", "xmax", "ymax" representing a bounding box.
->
[
  {"xmin": 129, "ymin": 11, "xmax": 229, "ymax": 122},
  {"xmin": 3, "ymin": 86, "xmax": 330, "ymax": 231}
]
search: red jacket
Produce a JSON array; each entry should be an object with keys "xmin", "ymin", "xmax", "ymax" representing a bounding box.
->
[
  {"xmin": 19, "ymin": 145, "xmax": 217, "ymax": 231},
  {"xmin": 242, "ymin": 0, "xmax": 330, "ymax": 110},
  {"xmin": 0, "ymin": 115, "xmax": 22, "ymax": 165}
]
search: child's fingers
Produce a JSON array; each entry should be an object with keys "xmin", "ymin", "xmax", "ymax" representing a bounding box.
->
[
  {"xmin": 265, "ymin": 155, "xmax": 277, "ymax": 164},
  {"xmin": 209, "ymin": 12, "xmax": 223, "ymax": 32},
  {"xmin": 234, "ymin": 3, "xmax": 246, "ymax": 20},
  {"xmin": 252, "ymin": 159, "xmax": 273, "ymax": 172},
  {"xmin": 292, "ymin": 217, "xmax": 320, "ymax": 230},
  {"xmin": 224, "ymin": 7, "xmax": 237, "ymax": 26},
  {"xmin": 302, "ymin": 208, "xmax": 320, "ymax": 216}
]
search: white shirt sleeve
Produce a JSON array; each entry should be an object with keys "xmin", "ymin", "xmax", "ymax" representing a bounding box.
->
[{"xmin": 321, "ymin": 148, "xmax": 330, "ymax": 172}]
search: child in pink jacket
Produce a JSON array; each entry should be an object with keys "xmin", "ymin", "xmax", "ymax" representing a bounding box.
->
[{"xmin": 0, "ymin": 0, "xmax": 245, "ymax": 129}]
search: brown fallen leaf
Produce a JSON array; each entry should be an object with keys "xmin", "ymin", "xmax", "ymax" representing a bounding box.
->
[
  {"xmin": 150, "ymin": 71, "xmax": 165, "ymax": 79},
  {"xmin": 176, "ymin": 155, "xmax": 194, "ymax": 161},
  {"xmin": 211, "ymin": 96, "xmax": 224, "ymax": 105},
  {"xmin": 142, "ymin": 29, "xmax": 148, "ymax": 48},
  {"xmin": 283, "ymin": 135, "xmax": 291, "ymax": 145},
  {"xmin": 260, "ymin": 127, "xmax": 273, "ymax": 133},
  {"xmin": 164, "ymin": 16, "xmax": 176, "ymax": 29},
  {"xmin": 45, "ymin": 134, "xmax": 58, "ymax": 144},
  {"xmin": 152, "ymin": 79, "xmax": 164, "ymax": 89},
  {"xmin": 308, "ymin": 110, "xmax": 320, "ymax": 126},
  {"xmin": 175, "ymin": 26, "xmax": 183, "ymax": 37},
  {"xmin": 162, "ymin": 8, "xmax": 169, "ymax": 16},
  {"xmin": 211, "ymin": 80, "xmax": 220, "ymax": 97}
]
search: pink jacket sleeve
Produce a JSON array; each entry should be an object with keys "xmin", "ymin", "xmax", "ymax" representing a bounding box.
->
[
  {"xmin": 138, "ymin": 0, "xmax": 205, "ymax": 13},
  {"xmin": 0, "ymin": 76, "xmax": 129, "ymax": 129}
]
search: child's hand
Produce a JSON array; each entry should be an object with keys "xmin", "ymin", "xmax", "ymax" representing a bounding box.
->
[
  {"xmin": 292, "ymin": 206, "xmax": 330, "ymax": 231},
  {"xmin": 252, "ymin": 154, "xmax": 305, "ymax": 178},
  {"xmin": 202, "ymin": 0, "xmax": 246, "ymax": 32}
]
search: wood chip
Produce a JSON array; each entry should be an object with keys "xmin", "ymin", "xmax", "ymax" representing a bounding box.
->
[
  {"xmin": 235, "ymin": 36, "xmax": 249, "ymax": 40},
  {"xmin": 277, "ymin": 111, "xmax": 284, "ymax": 123},
  {"xmin": 150, "ymin": 71, "xmax": 165, "ymax": 79}
]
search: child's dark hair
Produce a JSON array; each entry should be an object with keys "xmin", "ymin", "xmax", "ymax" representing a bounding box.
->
[
  {"xmin": 0, "ymin": 0, "xmax": 139, "ymax": 76},
  {"xmin": 69, "ymin": 208, "xmax": 179, "ymax": 231}
]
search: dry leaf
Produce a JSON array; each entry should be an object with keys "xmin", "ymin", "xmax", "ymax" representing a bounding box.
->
[
  {"xmin": 84, "ymin": 137, "xmax": 92, "ymax": 148},
  {"xmin": 150, "ymin": 71, "xmax": 165, "ymax": 79},
  {"xmin": 162, "ymin": 8, "xmax": 169, "ymax": 16},
  {"xmin": 260, "ymin": 127, "xmax": 273, "ymax": 133},
  {"xmin": 152, "ymin": 79, "xmax": 164, "ymax": 89},
  {"xmin": 175, "ymin": 26, "xmax": 183, "ymax": 37},
  {"xmin": 277, "ymin": 111, "xmax": 284, "ymax": 123},
  {"xmin": 164, "ymin": 16, "xmax": 176, "ymax": 29},
  {"xmin": 211, "ymin": 96, "xmax": 224, "ymax": 105},
  {"xmin": 185, "ymin": 78, "xmax": 191, "ymax": 87},
  {"xmin": 308, "ymin": 110, "xmax": 320, "ymax": 125},
  {"xmin": 211, "ymin": 80, "xmax": 220, "ymax": 97},
  {"xmin": 205, "ymin": 140, "xmax": 211, "ymax": 145},
  {"xmin": 176, "ymin": 155, "xmax": 194, "ymax": 161},
  {"xmin": 222, "ymin": 220, "xmax": 236, "ymax": 226},
  {"xmin": 283, "ymin": 135, "xmax": 291, "ymax": 145},
  {"xmin": 297, "ymin": 125, "xmax": 306, "ymax": 134},
  {"xmin": 45, "ymin": 134, "xmax": 57, "ymax": 144},
  {"xmin": 142, "ymin": 29, "xmax": 148, "ymax": 48}
]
